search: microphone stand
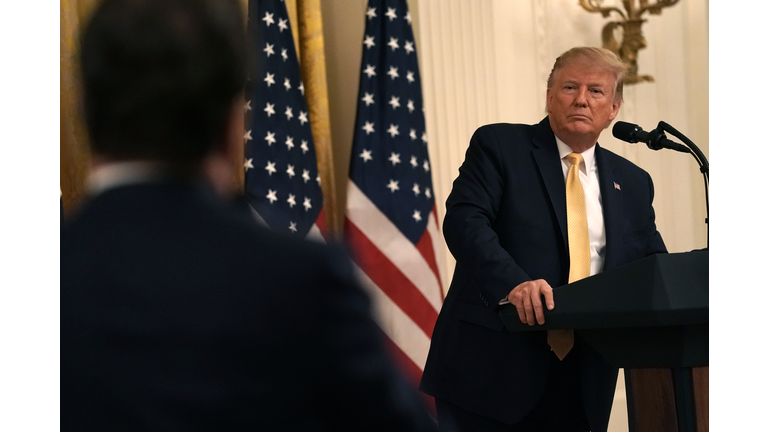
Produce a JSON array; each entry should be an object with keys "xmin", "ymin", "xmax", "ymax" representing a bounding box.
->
[
  {"xmin": 652, "ymin": 121, "xmax": 709, "ymax": 248},
  {"xmin": 649, "ymin": 122, "xmax": 709, "ymax": 432}
]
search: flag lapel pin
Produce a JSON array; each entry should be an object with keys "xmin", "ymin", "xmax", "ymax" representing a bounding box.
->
[{"xmin": 613, "ymin": 182, "xmax": 621, "ymax": 191}]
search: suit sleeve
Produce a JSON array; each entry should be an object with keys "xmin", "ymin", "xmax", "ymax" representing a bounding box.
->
[
  {"xmin": 641, "ymin": 170, "xmax": 667, "ymax": 257},
  {"xmin": 443, "ymin": 125, "xmax": 533, "ymax": 305}
]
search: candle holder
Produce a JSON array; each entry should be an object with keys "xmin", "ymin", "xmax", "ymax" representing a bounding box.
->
[{"xmin": 579, "ymin": 0, "xmax": 680, "ymax": 84}]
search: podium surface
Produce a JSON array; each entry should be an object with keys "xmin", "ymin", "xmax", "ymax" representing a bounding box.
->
[{"xmin": 498, "ymin": 251, "xmax": 708, "ymax": 368}]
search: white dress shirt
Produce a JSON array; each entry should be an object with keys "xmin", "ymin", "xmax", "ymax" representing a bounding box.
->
[{"xmin": 88, "ymin": 161, "xmax": 175, "ymax": 196}]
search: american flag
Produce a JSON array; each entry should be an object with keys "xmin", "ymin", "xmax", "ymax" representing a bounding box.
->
[
  {"xmin": 245, "ymin": 0, "xmax": 326, "ymax": 239},
  {"xmin": 344, "ymin": 0, "xmax": 444, "ymax": 396}
]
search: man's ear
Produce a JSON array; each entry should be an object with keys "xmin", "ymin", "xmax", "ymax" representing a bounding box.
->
[
  {"xmin": 545, "ymin": 88, "xmax": 552, "ymax": 113},
  {"xmin": 220, "ymin": 94, "xmax": 245, "ymax": 164},
  {"xmin": 607, "ymin": 100, "xmax": 621, "ymax": 126},
  {"xmin": 204, "ymin": 94, "xmax": 245, "ymax": 198}
]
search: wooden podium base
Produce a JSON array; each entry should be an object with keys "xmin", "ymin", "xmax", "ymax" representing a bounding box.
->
[{"xmin": 625, "ymin": 367, "xmax": 708, "ymax": 432}]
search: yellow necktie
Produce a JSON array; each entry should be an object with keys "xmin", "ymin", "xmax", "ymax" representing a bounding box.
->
[{"xmin": 548, "ymin": 152, "xmax": 590, "ymax": 360}]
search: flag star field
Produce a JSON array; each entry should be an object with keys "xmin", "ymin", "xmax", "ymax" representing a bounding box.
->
[
  {"xmin": 349, "ymin": 1, "xmax": 434, "ymax": 245},
  {"xmin": 245, "ymin": 0, "xmax": 323, "ymax": 238}
]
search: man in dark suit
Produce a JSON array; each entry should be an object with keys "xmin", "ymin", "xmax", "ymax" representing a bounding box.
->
[
  {"xmin": 60, "ymin": 1, "xmax": 438, "ymax": 431},
  {"xmin": 420, "ymin": 47, "xmax": 667, "ymax": 432}
]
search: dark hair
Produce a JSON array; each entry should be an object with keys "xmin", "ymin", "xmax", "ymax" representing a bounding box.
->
[{"xmin": 80, "ymin": 0, "xmax": 247, "ymax": 162}]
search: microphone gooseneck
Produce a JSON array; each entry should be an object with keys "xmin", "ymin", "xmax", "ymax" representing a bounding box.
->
[{"xmin": 612, "ymin": 120, "xmax": 709, "ymax": 248}]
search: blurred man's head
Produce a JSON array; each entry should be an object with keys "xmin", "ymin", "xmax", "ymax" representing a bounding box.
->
[
  {"xmin": 80, "ymin": 0, "xmax": 247, "ymax": 163},
  {"xmin": 545, "ymin": 47, "xmax": 628, "ymax": 152}
]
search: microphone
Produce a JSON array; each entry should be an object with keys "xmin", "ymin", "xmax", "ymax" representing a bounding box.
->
[
  {"xmin": 612, "ymin": 121, "xmax": 690, "ymax": 153},
  {"xmin": 614, "ymin": 120, "xmax": 709, "ymax": 247}
]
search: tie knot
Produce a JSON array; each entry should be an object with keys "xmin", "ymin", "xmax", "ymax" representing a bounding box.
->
[{"xmin": 566, "ymin": 152, "xmax": 583, "ymax": 168}]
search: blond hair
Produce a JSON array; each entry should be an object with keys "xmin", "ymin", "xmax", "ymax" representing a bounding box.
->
[{"xmin": 547, "ymin": 47, "xmax": 628, "ymax": 103}]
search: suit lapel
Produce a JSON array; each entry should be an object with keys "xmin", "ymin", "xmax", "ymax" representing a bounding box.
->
[
  {"xmin": 531, "ymin": 118, "xmax": 568, "ymax": 248},
  {"xmin": 595, "ymin": 145, "xmax": 623, "ymax": 271}
]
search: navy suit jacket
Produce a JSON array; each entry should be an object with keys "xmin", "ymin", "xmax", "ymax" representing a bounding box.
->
[
  {"xmin": 61, "ymin": 181, "xmax": 438, "ymax": 432},
  {"xmin": 420, "ymin": 118, "xmax": 666, "ymax": 432}
]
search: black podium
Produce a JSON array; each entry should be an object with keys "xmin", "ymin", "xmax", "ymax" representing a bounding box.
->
[{"xmin": 498, "ymin": 251, "xmax": 708, "ymax": 432}]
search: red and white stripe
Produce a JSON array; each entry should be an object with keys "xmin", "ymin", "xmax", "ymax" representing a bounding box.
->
[
  {"xmin": 306, "ymin": 207, "xmax": 329, "ymax": 242},
  {"xmin": 344, "ymin": 180, "xmax": 444, "ymax": 378}
]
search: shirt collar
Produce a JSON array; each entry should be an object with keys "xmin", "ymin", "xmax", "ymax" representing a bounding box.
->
[
  {"xmin": 554, "ymin": 136, "xmax": 597, "ymax": 173},
  {"xmin": 88, "ymin": 161, "xmax": 180, "ymax": 196}
]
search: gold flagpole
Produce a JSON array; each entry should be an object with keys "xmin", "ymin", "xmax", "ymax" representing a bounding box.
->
[
  {"xmin": 61, "ymin": 0, "xmax": 101, "ymax": 214},
  {"xmin": 294, "ymin": 0, "xmax": 338, "ymax": 236}
]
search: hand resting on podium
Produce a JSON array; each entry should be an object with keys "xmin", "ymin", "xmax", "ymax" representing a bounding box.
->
[{"xmin": 505, "ymin": 279, "xmax": 555, "ymax": 326}]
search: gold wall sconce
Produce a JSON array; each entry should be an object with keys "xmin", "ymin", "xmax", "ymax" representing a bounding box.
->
[{"xmin": 579, "ymin": 0, "xmax": 679, "ymax": 84}]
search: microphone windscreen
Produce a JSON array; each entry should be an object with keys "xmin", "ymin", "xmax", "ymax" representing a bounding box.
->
[{"xmin": 612, "ymin": 121, "xmax": 640, "ymax": 143}]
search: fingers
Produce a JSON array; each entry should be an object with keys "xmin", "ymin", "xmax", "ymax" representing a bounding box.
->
[
  {"xmin": 509, "ymin": 279, "xmax": 554, "ymax": 326},
  {"xmin": 530, "ymin": 289, "xmax": 545, "ymax": 326},
  {"xmin": 513, "ymin": 293, "xmax": 527, "ymax": 325},
  {"xmin": 542, "ymin": 284, "xmax": 555, "ymax": 311},
  {"xmin": 512, "ymin": 285, "xmax": 536, "ymax": 326},
  {"xmin": 522, "ymin": 292, "xmax": 535, "ymax": 326}
]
